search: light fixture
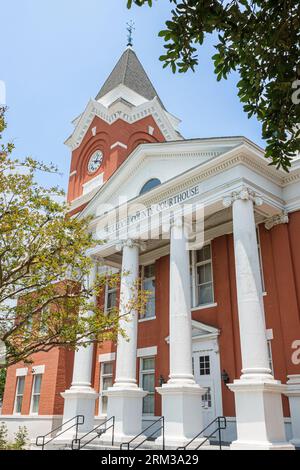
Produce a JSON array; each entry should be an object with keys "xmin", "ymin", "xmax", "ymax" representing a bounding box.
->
[{"xmin": 221, "ymin": 369, "xmax": 230, "ymax": 384}]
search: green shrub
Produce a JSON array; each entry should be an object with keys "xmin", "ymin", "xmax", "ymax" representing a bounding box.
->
[
  {"xmin": 0, "ymin": 422, "xmax": 8, "ymax": 450},
  {"xmin": 0, "ymin": 424, "xmax": 29, "ymax": 450}
]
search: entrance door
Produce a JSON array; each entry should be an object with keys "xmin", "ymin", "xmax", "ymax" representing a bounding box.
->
[{"xmin": 192, "ymin": 346, "xmax": 222, "ymax": 430}]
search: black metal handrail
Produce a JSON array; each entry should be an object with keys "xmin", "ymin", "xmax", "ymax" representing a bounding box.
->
[
  {"xmin": 71, "ymin": 416, "xmax": 115, "ymax": 450},
  {"xmin": 36, "ymin": 415, "xmax": 84, "ymax": 450},
  {"xmin": 177, "ymin": 416, "xmax": 227, "ymax": 451},
  {"xmin": 120, "ymin": 417, "xmax": 165, "ymax": 451}
]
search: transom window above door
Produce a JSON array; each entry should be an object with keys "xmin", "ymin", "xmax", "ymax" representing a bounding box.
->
[{"xmin": 190, "ymin": 244, "xmax": 214, "ymax": 307}]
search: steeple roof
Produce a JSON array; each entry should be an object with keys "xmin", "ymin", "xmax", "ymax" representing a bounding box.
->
[{"xmin": 95, "ymin": 48, "xmax": 164, "ymax": 107}]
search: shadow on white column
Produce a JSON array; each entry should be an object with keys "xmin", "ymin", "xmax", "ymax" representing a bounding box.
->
[
  {"xmin": 156, "ymin": 218, "xmax": 206, "ymax": 449},
  {"xmin": 100, "ymin": 240, "xmax": 147, "ymax": 445},
  {"xmin": 224, "ymin": 189, "xmax": 294, "ymax": 450}
]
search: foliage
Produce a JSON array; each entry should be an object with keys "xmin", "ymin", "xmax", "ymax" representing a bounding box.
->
[
  {"xmin": 0, "ymin": 368, "xmax": 6, "ymax": 400},
  {"xmin": 9, "ymin": 426, "xmax": 29, "ymax": 450},
  {"xmin": 0, "ymin": 423, "xmax": 28, "ymax": 450},
  {"xmin": 0, "ymin": 422, "xmax": 8, "ymax": 450},
  {"xmin": 0, "ymin": 107, "xmax": 147, "ymax": 369},
  {"xmin": 128, "ymin": 0, "xmax": 300, "ymax": 170}
]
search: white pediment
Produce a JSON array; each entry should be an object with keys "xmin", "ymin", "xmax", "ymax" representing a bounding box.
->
[
  {"xmin": 75, "ymin": 137, "xmax": 245, "ymax": 218},
  {"xmin": 165, "ymin": 320, "xmax": 220, "ymax": 344},
  {"xmin": 191, "ymin": 320, "xmax": 220, "ymax": 340}
]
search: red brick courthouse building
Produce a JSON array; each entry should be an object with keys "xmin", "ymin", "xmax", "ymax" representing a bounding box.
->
[{"xmin": 2, "ymin": 47, "xmax": 300, "ymax": 450}]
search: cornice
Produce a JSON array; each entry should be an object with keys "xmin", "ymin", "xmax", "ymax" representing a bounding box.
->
[
  {"xmin": 65, "ymin": 97, "xmax": 181, "ymax": 150},
  {"xmin": 283, "ymin": 170, "xmax": 300, "ymax": 185},
  {"xmin": 75, "ymin": 140, "xmax": 300, "ymax": 221},
  {"xmin": 82, "ymin": 146, "xmax": 286, "ymax": 224}
]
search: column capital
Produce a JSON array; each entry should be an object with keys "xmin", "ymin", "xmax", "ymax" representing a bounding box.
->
[
  {"xmin": 116, "ymin": 238, "xmax": 146, "ymax": 252},
  {"xmin": 264, "ymin": 211, "xmax": 289, "ymax": 230},
  {"xmin": 223, "ymin": 187, "xmax": 263, "ymax": 208}
]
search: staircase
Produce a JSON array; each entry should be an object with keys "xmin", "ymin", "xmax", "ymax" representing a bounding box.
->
[{"xmin": 33, "ymin": 415, "xmax": 229, "ymax": 451}]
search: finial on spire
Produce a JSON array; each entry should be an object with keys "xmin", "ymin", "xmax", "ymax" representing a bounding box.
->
[{"xmin": 126, "ymin": 20, "xmax": 135, "ymax": 48}]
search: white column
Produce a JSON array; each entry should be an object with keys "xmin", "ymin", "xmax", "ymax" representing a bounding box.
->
[
  {"xmin": 101, "ymin": 239, "xmax": 147, "ymax": 444},
  {"xmin": 285, "ymin": 375, "xmax": 300, "ymax": 447},
  {"xmin": 60, "ymin": 262, "xmax": 98, "ymax": 438},
  {"xmin": 114, "ymin": 240, "xmax": 141, "ymax": 388},
  {"xmin": 156, "ymin": 218, "xmax": 206, "ymax": 449},
  {"xmin": 224, "ymin": 188, "xmax": 294, "ymax": 450}
]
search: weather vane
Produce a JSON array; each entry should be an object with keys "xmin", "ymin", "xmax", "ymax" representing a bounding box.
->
[{"xmin": 127, "ymin": 20, "xmax": 135, "ymax": 48}]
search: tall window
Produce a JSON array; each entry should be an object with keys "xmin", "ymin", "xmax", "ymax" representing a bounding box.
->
[
  {"xmin": 191, "ymin": 245, "xmax": 214, "ymax": 307},
  {"xmin": 99, "ymin": 362, "xmax": 113, "ymax": 415},
  {"xmin": 14, "ymin": 376, "xmax": 25, "ymax": 414},
  {"xmin": 104, "ymin": 283, "xmax": 118, "ymax": 315},
  {"xmin": 257, "ymin": 228, "xmax": 265, "ymax": 292},
  {"xmin": 30, "ymin": 374, "xmax": 42, "ymax": 414},
  {"xmin": 267, "ymin": 341, "xmax": 274, "ymax": 375},
  {"xmin": 140, "ymin": 357, "xmax": 155, "ymax": 415},
  {"xmin": 141, "ymin": 264, "xmax": 156, "ymax": 320}
]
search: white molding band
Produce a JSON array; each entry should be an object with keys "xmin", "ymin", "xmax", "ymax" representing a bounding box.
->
[
  {"xmin": 32, "ymin": 365, "xmax": 45, "ymax": 375},
  {"xmin": 16, "ymin": 368, "xmax": 28, "ymax": 377},
  {"xmin": 137, "ymin": 346, "xmax": 158, "ymax": 358},
  {"xmin": 111, "ymin": 141, "xmax": 128, "ymax": 150},
  {"xmin": 99, "ymin": 353, "xmax": 116, "ymax": 363}
]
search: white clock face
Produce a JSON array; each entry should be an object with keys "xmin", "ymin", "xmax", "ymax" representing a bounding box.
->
[{"xmin": 88, "ymin": 150, "xmax": 103, "ymax": 174}]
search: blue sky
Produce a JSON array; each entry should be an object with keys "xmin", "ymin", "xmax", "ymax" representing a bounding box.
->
[{"xmin": 1, "ymin": 0, "xmax": 264, "ymax": 192}]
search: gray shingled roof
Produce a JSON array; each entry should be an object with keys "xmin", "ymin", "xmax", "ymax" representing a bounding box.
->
[{"xmin": 95, "ymin": 48, "xmax": 164, "ymax": 107}]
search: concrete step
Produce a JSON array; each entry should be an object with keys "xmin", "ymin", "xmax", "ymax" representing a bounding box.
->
[{"xmin": 63, "ymin": 440, "xmax": 229, "ymax": 451}]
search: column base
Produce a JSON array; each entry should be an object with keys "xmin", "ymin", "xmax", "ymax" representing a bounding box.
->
[
  {"xmin": 290, "ymin": 439, "xmax": 300, "ymax": 449},
  {"xmin": 230, "ymin": 441, "xmax": 295, "ymax": 451},
  {"xmin": 100, "ymin": 386, "xmax": 147, "ymax": 445},
  {"xmin": 228, "ymin": 378, "xmax": 295, "ymax": 451},
  {"xmin": 285, "ymin": 375, "xmax": 300, "ymax": 447},
  {"xmin": 59, "ymin": 387, "xmax": 98, "ymax": 439},
  {"xmin": 155, "ymin": 383, "xmax": 207, "ymax": 449}
]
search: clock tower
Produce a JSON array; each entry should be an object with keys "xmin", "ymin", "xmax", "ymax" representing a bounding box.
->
[{"xmin": 65, "ymin": 47, "xmax": 182, "ymax": 215}]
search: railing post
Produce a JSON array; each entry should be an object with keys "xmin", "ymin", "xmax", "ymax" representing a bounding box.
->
[
  {"xmin": 162, "ymin": 417, "xmax": 165, "ymax": 451},
  {"xmin": 112, "ymin": 417, "xmax": 115, "ymax": 447},
  {"xmin": 218, "ymin": 417, "xmax": 222, "ymax": 450}
]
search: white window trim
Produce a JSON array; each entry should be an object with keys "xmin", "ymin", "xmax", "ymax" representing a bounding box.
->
[
  {"xmin": 16, "ymin": 368, "xmax": 28, "ymax": 377},
  {"xmin": 32, "ymin": 365, "xmax": 45, "ymax": 375},
  {"xmin": 14, "ymin": 376, "xmax": 26, "ymax": 415},
  {"xmin": 99, "ymin": 361, "xmax": 114, "ymax": 417},
  {"xmin": 139, "ymin": 357, "xmax": 155, "ymax": 417},
  {"xmin": 99, "ymin": 353, "xmax": 116, "ymax": 363},
  {"xmin": 191, "ymin": 244, "xmax": 215, "ymax": 308},
  {"xmin": 30, "ymin": 374, "xmax": 43, "ymax": 415},
  {"xmin": 139, "ymin": 316, "xmax": 156, "ymax": 323},
  {"xmin": 191, "ymin": 302, "xmax": 218, "ymax": 312},
  {"xmin": 137, "ymin": 346, "xmax": 157, "ymax": 358}
]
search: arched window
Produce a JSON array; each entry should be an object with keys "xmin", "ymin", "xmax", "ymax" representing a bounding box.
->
[{"xmin": 139, "ymin": 178, "xmax": 161, "ymax": 196}]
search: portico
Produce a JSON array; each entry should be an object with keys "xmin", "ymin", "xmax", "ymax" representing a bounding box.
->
[{"xmin": 61, "ymin": 136, "xmax": 297, "ymax": 449}]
